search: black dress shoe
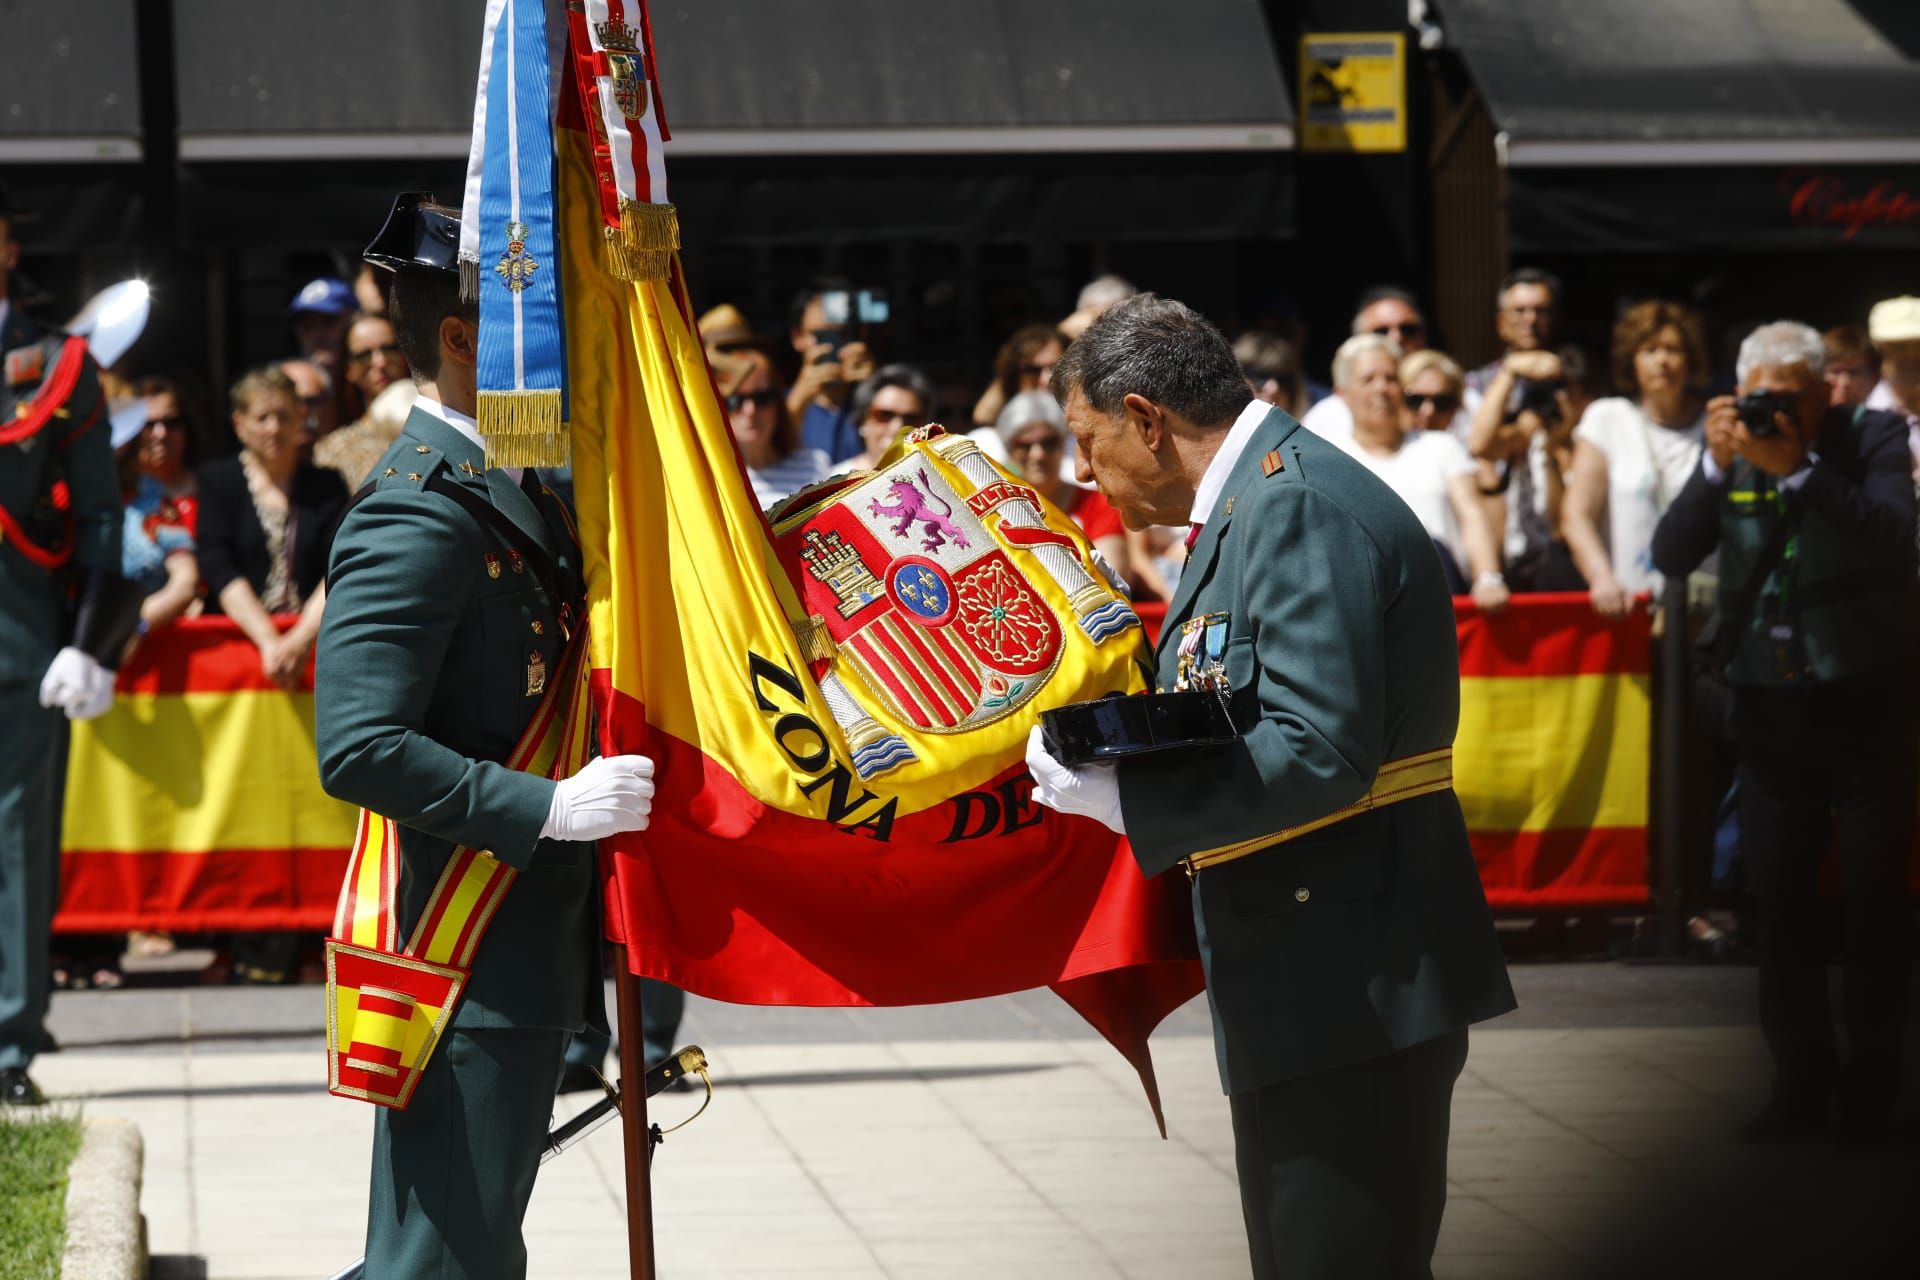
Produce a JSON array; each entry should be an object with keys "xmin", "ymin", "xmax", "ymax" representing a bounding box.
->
[
  {"xmin": 0, "ymin": 1067, "xmax": 45, "ymax": 1107},
  {"xmin": 1738, "ymin": 1097, "xmax": 1826, "ymax": 1144}
]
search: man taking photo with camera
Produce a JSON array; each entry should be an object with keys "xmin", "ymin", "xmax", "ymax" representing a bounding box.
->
[{"xmin": 1653, "ymin": 321, "xmax": 1919, "ymax": 1150}]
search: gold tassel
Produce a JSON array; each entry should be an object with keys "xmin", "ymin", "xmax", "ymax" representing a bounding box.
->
[
  {"xmin": 458, "ymin": 256, "xmax": 481, "ymax": 304},
  {"xmin": 601, "ymin": 200, "xmax": 679, "ymax": 282},
  {"xmin": 476, "ymin": 389, "xmax": 570, "ymax": 469}
]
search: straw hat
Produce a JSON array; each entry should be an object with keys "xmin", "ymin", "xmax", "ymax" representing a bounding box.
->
[{"xmin": 1868, "ymin": 296, "xmax": 1920, "ymax": 344}]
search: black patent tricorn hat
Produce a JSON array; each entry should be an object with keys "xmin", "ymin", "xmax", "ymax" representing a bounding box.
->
[{"xmin": 363, "ymin": 192, "xmax": 461, "ymax": 275}]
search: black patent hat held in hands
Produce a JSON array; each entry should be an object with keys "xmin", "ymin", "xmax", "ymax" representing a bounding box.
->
[
  {"xmin": 364, "ymin": 192, "xmax": 462, "ymax": 275},
  {"xmin": 1040, "ymin": 689, "xmax": 1239, "ymax": 766}
]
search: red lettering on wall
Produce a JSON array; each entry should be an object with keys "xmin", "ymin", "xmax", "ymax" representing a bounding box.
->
[{"xmin": 1784, "ymin": 173, "xmax": 1920, "ymax": 242}]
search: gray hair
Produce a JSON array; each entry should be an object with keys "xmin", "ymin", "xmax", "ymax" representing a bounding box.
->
[
  {"xmin": 1331, "ymin": 334, "xmax": 1404, "ymax": 390},
  {"xmin": 1052, "ymin": 293, "xmax": 1250, "ymax": 428},
  {"xmin": 995, "ymin": 389, "xmax": 1066, "ymax": 447},
  {"xmin": 849, "ymin": 363, "xmax": 934, "ymax": 427},
  {"xmin": 1076, "ymin": 274, "xmax": 1137, "ymax": 313},
  {"xmin": 1736, "ymin": 321, "xmax": 1825, "ymax": 383}
]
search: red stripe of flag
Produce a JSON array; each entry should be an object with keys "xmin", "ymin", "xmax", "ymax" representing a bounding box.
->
[
  {"xmin": 1454, "ymin": 595, "xmax": 1649, "ymax": 679},
  {"xmin": 848, "ymin": 633, "xmax": 935, "ymax": 727},
  {"xmin": 357, "ymin": 993, "xmax": 416, "ymax": 1020},
  {"xmin": 890, "ymin": 616, "xmax": 979, "ymax": 712},
  {"xmin": 870, "ymin": 620, "xmax": 963, "ymax": 726}
]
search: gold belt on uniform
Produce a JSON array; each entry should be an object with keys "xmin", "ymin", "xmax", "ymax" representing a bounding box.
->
[{"xmin": 1182, "ymin": 747, "xmax": 1455, "ymax": 877}]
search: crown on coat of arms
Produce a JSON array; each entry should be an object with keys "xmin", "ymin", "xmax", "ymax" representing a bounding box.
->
[{"xmin": 595, "ymin": 16, "xmax": 641, "ymax": 52}]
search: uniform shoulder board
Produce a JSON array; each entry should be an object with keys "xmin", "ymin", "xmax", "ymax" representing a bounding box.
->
[{"xmin": 1260, "ymin": 449, "xmax": 1285, "ymax": 478}]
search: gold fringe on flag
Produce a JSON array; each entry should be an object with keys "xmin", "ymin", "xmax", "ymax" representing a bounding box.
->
[
  {"xmin": 476, "ymin": 389, "xmax": 570, "ymax": 468},
  {"xmin": 458, "ymin": 256, "xmax": 482, "ymax": 304},
  {"xmin": 601, "ymin": 200, "xmax": 680, "ymax": 282}
]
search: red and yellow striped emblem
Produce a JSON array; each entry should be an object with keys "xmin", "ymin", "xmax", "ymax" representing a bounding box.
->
[{"xmin": 326, "ymin": 632, "xmax": 593, "ymax": 1108}]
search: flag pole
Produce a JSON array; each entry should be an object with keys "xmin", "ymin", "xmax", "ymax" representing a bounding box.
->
[{"xmin": 613, "ymin": 947, "xmax": 659, "ymax": 1280}]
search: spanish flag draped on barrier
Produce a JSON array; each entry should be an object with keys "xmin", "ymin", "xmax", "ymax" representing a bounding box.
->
[
  {"xmin": 547, "ymin": 1, "xmax": 1203, "ymax": 1121},
  {"xmin": 1452, "ymin": 595, "xmax": 1652, "ymax": 908},
  {"xmin": 57, "ymin": 601, "xmax": 1670, "ymax": 932},
  {"xmin": 57, "ymin": 619, "xmax": 357, "ymax": 932}
]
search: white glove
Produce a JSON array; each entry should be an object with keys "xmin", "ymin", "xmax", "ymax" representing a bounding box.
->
[
  {"xmin": 541, "ymin": 754, "xmax": 656, "ymax": 842},
  {"xmin": 1024, "ymin": 725, "xmax": 1125, "ymax": 835},
  {"xmin": 67, "ymin": 660, "xmax": 116, "ymax": 721},
  {"xmin": 39, "ymin": 647, "xmax": 113, "ymax": 719}
]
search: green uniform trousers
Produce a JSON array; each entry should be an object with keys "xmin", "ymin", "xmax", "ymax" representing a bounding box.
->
[
  {"xmin": 1230, "ymin": 1029, "xmax": 1468, "ymax": 1280},
  {"xmin": 0, "ymin": 684, "xmax": 63, "ymax": 1071},
  {"xmin": 365, "ymin": 1026, "xmax": 571, "ymax": 1279}
]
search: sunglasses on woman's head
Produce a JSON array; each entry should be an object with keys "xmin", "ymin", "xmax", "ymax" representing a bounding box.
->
[
  {"xmin": 725, "ymin": 390, "xmax": 779, "ymax": 412},
  {"xmin": 1403, "ymin": 392, "xmax": 1459, "ymax": 411}
]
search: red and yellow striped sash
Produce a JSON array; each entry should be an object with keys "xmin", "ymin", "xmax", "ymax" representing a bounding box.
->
[{"xmin": 325, "ymin": 632, "xmax": 593, "ymax": 1108}]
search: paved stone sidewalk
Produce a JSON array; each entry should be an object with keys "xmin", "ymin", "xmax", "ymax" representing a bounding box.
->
[{"xmin": 31, "ymin": 970, "xmax": 1920, "ymax": 1279}]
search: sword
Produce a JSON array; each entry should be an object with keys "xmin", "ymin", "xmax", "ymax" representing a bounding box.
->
[{"xmin": 325, "ymin": 1046, "xmax": 712, "ymax": 1280}]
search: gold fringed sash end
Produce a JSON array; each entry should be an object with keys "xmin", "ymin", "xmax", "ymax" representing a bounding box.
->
[
  {"xmin": 602, "ymin": 200, "xmax": 679, "ymax": 281},
  {"xmin": 458, "ymin": 255, "xmax": 482, "ymax": 304},
  {"xmin": 476, "ymin": 389, "xmax": 570, "ymax": 468}
]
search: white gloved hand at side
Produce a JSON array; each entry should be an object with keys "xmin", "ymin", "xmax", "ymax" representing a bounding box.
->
[
  {"xmin": 39, "ymin": 647, "xmax": 114, "ymax": 720},
  {"xmin": 541, "ymin": 753, "xmax": 656, "ymax": 842},
  {"xmin": 1024, "ymin": 725, "xmax": 1126, "ymax": 835}
]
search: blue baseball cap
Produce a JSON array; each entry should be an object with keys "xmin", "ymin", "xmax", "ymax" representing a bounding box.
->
[{"xmin": 288, "ymin": 276, "xmax": 355, "ymax": 317}]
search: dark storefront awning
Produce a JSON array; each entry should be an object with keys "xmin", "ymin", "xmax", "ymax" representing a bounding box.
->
[
  {"xmin": 172, "ymin": 1, "xmax": 483, "ymax": 160},
  {"xmin": 1442, "ymin": 0, "xmax": 1920, "ymax": 250},
  {"xmin": 172, "ymin": 0, "xmax": 1291, "ymax": 160},
  {"xmin": 0, "ymin": 3, "xmax": 142, "ymax": 162}
]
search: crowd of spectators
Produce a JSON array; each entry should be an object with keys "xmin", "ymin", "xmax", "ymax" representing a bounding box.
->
[{"xmin": 86, "ymin": 255, "xmax": 1920, "ymax": 983}]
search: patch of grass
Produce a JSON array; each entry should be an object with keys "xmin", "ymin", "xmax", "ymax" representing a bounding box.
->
[{"xmin": 0, "ymin": 1108, "xmax": 84, "ymax": 1280}]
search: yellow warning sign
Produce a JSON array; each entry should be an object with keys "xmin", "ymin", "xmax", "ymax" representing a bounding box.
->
[{"xmin": 1299, "ymin": 32, "xmax": 1406, "ymax": 154}]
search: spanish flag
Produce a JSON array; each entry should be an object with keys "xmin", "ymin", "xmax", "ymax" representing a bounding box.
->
[
  {"xmin": 545, "ymin": 5, "xmax": 1201, "ymax": 1119},
  {"xmin": 1453, "ymin": 595, "xmax": 1651, "ymax": 908},
  {"xmin": 58, "ymin": 619, "xmax": 357, "ymax": 932}
]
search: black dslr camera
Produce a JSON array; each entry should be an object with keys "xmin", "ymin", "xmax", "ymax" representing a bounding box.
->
[
  {"xmin": 1504, "ymin": 377, "xmax": 1565, "ymax": 424},
  {"xmin": 1735, "ymin": 390, "xmax": 1795, "ymax": 439}
]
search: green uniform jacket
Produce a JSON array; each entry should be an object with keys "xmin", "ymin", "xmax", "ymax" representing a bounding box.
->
[
  {"xmin": 0, "ymin": 308, "xmax": 120, "ymax": 685},
  {"xmin": 1119, "ymin": 407, "xmax": 1515, "ymax": 1094},
  {"xmin": 315, "ymin": 407, "xmax": 605, "ymax": 1034}
]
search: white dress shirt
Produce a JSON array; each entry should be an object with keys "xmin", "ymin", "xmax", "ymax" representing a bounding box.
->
[{"xmin": 413, "ymin": 395, "xmax": 522, "ymax": 484}]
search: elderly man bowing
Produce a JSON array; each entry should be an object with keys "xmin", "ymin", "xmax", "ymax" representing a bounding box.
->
[{"xmin": 1026, "ymin": 295, "xmax": 1515, "ymax": 1280}]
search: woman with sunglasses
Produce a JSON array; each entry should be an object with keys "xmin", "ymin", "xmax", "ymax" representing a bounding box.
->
[
  {"xmin": 994, "ymin": 391, "xmax": 1130, "ymax": 582},
  {"xmin": 1398, "ymin": 350, "xmax": 1467, "ymax": 437},
  {"xmin": 838, "ymin": 364, "xmax": 936, "ymax": 473},
  {"xmin": 120, "ymin": 377, "xmax": 204, "ymax": 634},
  {"xmin": 1330, "ymin": 335, "xmax": 1508, "ymax": 613},
  {"xmin": 721, "ymin": 348, "xmax": 831, "ymax": 508},
  {"xmin": 970, "ymin": 323, "xmax": 1065, "ymax": 432}
]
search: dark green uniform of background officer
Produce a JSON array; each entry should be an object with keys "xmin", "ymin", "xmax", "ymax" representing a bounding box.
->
[
  {"xmin": 1028, "ymin": 295, "xmax": 1515, "ymax": 1280},
  {"xmin": 0, "ymin": 190, "xmax": 142, "ymax": 1109},
  {"xmin": 316, "ymin": 195, "xmax": 654, "ymax": 1278}
]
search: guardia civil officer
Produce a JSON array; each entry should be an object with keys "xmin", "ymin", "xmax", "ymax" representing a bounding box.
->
[
  {"xmin": 0, "ymin": 188, "xmax": 142, "ymax": 1108},
  {"xmin": 1026, "ymin": 295, "xmax": 1515, "ymax": 1279},
  {"xmin": 1653, "ymin": 321, "xmax": 1919, "ymax": 1150},
  {"xmin": 315, "ymin": 194, "xmax": 655, "ymax": 1278}
]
